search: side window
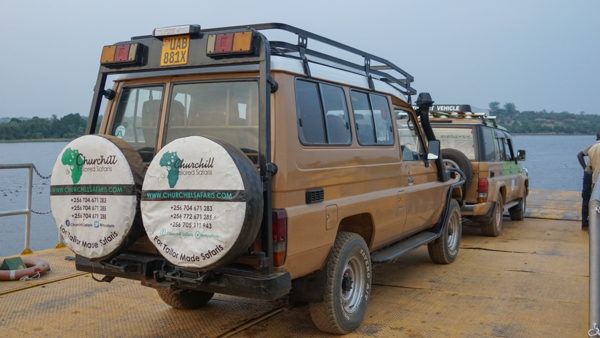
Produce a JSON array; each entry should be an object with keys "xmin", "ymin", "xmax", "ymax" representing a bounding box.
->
[
  {"xmin": 495, "ymin": 131, "xmax": 510, "ymax": 161},
  {"xmin": 295, "ymin": 80, "xmax": 326, "ymax": 144},
  {"xmin": 395, "ymin": 110, "xmax": 424, "ymax": 161},
  {"xmin": 350, "ymin": 91, "xmax": 376, "ymax": 145},
  {"xmin": 350, "ymin": 91, "xmax": 393, "ymax": 145},
  {"xmin": 295, "ymin": 80, "xmax": 352, "ymax": 145},
  {"xmin": 321, "ymin": 83, "xmax": 352, "ymax": 144},
  {"xmin": 504, "ymin": 137, "xmax": 515, "ymax": 160},
  {"xmin": 370, "ymin": 94, "xmax": 394, "ymax": 145},
  {"xmin": 481, "ymin": 127, "xmax": 497, "ymax": 161}
]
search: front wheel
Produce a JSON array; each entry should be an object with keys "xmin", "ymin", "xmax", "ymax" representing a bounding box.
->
[
  {"xmin": 428, "ymin": 199, "xmax": 462, "ymax": 264},
  {"xmin": 309, "ymin": 232, "xmax": 372, "ymax": 334},
  {"xmin": 509, "ymin": 196, "xmax": 526, "ymax": 221}
]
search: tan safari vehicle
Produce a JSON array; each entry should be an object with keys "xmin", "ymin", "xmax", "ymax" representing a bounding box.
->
[
  {"xmin": 427, "ymin": 105, "xmax": 529, "ymax": 236},
  {"xmin": 49, "ymin": 24, "xmax": 464, "ymax": 334}
]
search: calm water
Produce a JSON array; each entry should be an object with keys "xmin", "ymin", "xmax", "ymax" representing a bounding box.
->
[{"xmin": 0, "ymin": 135, "xmax": 591, "ymax": 256}]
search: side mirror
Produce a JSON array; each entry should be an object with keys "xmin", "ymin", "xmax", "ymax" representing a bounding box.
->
[
  {"xmin": 427, "ymin": 140, "xmax": 441, "ymax": 160},
  {"xmin": 517, "ymin": 149, "xmax": 526, "ymax": 161}
]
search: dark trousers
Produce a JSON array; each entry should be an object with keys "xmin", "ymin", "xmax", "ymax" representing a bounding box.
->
[{"xmin": 582, "ymin": 171, "xmax": 593, "ymax": 228}]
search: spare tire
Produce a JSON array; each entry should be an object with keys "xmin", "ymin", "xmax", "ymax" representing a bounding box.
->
[
  {"xmin": 140, "ymin": 136, "xmax": 263, "ymax": 270},
  {"xmin": 441, "ymin": 148, "xmax": 473, "ymax": 188},
  {"xmin": 50, "ymin": 135, "xmax": 144, "ymax": 260}
]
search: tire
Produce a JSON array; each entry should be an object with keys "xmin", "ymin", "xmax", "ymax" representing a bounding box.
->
[
  {"xmin": 509, "ymin": 196, "xmax": 526, "ymax": 221},
  {"xmin": 50, "ymin": 135, "xmax": 145, "ymax": 260},
  {"xmin": 309, "ymin": 232, "xmax": 372, "ymax": 334},
  {"xmin": 428, "ymin": 199, "xmax": 462, "ymax": 264},
  {"xmin": 156, "ymin": 287, "xmax": 214, "ymax": 309},
  {"xmin": 481, "ymin": 195, "xmax": 504, "ymax": 237},
  {"xmin": 441, "ymin": 148, "xmax": 473, "ymax": 188},
  {"xmin": 141, "ymin": 136, "xmax": 263, "ymax": 270}
]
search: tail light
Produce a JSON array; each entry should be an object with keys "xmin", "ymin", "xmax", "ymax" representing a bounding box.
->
[
  {"xmin": 272, "ymin": 209, "xmax": 288, "ymax": 267},
  {"xmin": 478, "ymin": 177, "xmax": 489, "ymax": 203}
]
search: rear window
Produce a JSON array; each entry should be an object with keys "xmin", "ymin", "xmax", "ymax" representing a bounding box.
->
[
  {"xmin": 164, "ymin": 81, "xmax": 259, "ymax": 161},
  {"xmin": 434, "ymin": 127, "xmax": 477, "ymax": 160},
  {"xmin": 111, "ymin": 85, "xmax": 164, "ymax": 161}
]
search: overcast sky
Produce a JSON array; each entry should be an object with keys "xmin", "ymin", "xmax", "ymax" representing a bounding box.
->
[{"xmin": 0, "ymin": 0, "xmax": 598, "ymax": 118}]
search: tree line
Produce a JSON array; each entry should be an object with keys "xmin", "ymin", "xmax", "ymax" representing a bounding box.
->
[
  {"xmin": 490, "ymin": 102, "xmax": 599, "ymax": 134},
  {"xmin": 0, "ymin": 103, "xmax": 598, "ymax": 140},
  {"xmin": 0, "ymin": 114, "xmax": 87, "ymax": 140}
]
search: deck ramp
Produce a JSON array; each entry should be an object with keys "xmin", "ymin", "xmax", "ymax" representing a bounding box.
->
[{"xmin": 0, "ymin": 189, "xmax": 589, "ymax": 337}]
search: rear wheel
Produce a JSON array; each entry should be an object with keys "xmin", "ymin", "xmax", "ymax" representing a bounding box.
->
[
  {"xmin": 156, "ymin": 287, "xmax": 214, "ymax": 309},
  {"xmin": 309, "ymin": 232, "xmax": 372, "ymax": 334},
  {"xmin": 428, "ymin": 199, "xmax": 462, "ymax": 264},
  {"xmin": 481, "ymin": 195, "xmax": 504, "ymax": 237},
  {"xmin": 509, "ymin": 196, "xmax": 526, "ymax": 221}
]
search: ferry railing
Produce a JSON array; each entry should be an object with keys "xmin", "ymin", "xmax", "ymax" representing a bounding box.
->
[
  {"xmin": 589, "ymin": 183, "xmax": 600, "ymax": 335},
  {"xmin": 0, "ymin": 163, "xmax": 34, "ymax": 255},
  {"xmin": 0, "ymin": 163, "xmax": 61, "ymax": 255}
]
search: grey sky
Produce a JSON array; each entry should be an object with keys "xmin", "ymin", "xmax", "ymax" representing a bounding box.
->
[{"xmin": 0, "ymin": 0, "xmax": 598, "ymax": 118}]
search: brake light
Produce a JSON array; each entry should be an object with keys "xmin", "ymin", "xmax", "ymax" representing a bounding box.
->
[
  {"xmin": 272, "ymin": 209, "xmax": 288, "ymax": 267},
  {"xmin": 207, "ymin": 31, "xmax": 254, "ymax": 56},
  {"xmin": 478, "ymin": 177, "xmax": 489, "ymax": 203},
  {"xmin": 100, "ymin": 43, "xmax": 142, "ymax": 67}
]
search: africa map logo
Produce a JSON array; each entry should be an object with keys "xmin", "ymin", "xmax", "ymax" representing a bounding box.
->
[
  {"xmin": 160, "ymin": 151, "xmax": 181, "ymax": 188},
  {"xmin": 61, "ymin": 148, "xmax": 84, "ymax": 184}
]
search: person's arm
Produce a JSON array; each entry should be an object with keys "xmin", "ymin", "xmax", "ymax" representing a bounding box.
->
[{"xmin": 578, "ymin": 151, "xmax": 587, "ymax": 170}]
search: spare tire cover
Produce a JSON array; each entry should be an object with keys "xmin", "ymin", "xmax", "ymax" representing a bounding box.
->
[
  {"xmin": 50, "ymin": 135, "xmax": 144, "ymax": 260},
  {"xmin": 141, "ymin": 136, "xmax": 263, "ymax": 270}
]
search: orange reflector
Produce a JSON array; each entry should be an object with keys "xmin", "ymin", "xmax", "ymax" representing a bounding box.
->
[
  {"xmin": 100, "ymin": 45, "xmax": 116, "ymax": 64},
  {"xmin": 100, "ymin": 43, "xmax": 141, "ymax": 67},
  {"xmin": 232, "ymin": 31, "xmax": 252, "ymax": 52},
  {"xmin": 207, "ymin": 31, "xmax": 254, "ymax": 56}
]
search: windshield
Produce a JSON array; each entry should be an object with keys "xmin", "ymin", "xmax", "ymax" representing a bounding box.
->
[
  {"xmin": 110, "ymin": 85, "xmax": 164, "ymax": 161},
  {"xmin": 164, "ymin": 81, "xmax": 259, "ymax": 162},
  {"xmin": 433, "ymin": 127, "xmax": 477, "ymax": 160}
]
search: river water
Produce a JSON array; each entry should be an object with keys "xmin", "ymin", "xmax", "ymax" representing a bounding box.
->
[{"xmin": 0, "ymin": 135, "xmax": 592, "ymax": 256}]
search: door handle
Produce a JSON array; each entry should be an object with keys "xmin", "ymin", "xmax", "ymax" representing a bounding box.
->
[{"xmin": 408, "ymin": 176, "xmax": 415, "ymax": 185}]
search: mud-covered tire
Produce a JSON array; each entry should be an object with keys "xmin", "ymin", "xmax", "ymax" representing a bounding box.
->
[
  {"xmin": 442, "ymin": 148, "xmax": 473, "ymax": 188},
  {"xmin": 509, "ymin": 197, "xmax": 526, "ymax": 221},
  {"xmin": 156, "ymin": 287, "xmax": 214, "ymax": 309},
  {"xmin": 428, "ymin": 199, "xmax": 462, "ymax": 264},
  {"xmin": 481, "ymin": 195, "xmax": 504, "ymax": 237},
  {"xmin": 309, "ymin": 232, "xmax": 372, "ymax": 334}
]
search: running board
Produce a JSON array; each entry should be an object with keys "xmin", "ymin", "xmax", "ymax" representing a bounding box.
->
[
  {"xmin": 505, "ymin": 200, "xmax": 519, "ymax": 209},
  {"xmin": 371, "ymin": 231, "xmax": 440, "ymax": 264}
]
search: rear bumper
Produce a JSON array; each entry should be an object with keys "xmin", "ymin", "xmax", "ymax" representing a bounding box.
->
[
  {"xmin": 461, "ymin": 202, "xmax": 493, "ymax": 216},
  {"xmin": 76, "ymin": 253, "xmax": 291, "ymax": 301}
]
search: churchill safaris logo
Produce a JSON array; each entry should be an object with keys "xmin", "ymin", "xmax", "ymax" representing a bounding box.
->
[
  {"xmin": 159, "ymin": 151, "xmax": 215, "ymax": 188},
  {"xmin": 60, "ymin": 147, "xmax": 119, "ymax": 184}
]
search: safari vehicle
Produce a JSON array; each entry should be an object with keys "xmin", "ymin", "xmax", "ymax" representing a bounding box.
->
[
  {"xmin": 49, "ymin": 23, "xmax": 464, "ymax": 334},
  {"xmin": 427, "ymin": 105, "xmax": 528, "ymax": 236}
]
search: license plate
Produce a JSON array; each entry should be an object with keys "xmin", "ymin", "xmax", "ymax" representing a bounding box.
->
[{"xmin": 160, "ymin": 35, "xmax": 190, "ymax": 67}]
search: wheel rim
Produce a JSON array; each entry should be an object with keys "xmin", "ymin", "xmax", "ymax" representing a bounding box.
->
[
  {"xmin": 340, "ymin": 256, "xmax": 366, "ymax": 315},
  {"xmin": 443, "ymin": 159, "xmax": 460, "ymax": 178},
  {"xmin": 495, "ymin": 201, "xmax": 503, "ymax": 231},
  {"xmin": 447, "ymin": 209, "xmax": 460, "ymax": 255}
]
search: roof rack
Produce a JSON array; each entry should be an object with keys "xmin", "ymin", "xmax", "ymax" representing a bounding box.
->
[
  {"xmin": 202, "ymin": 23, "xmax": 417, "ymax": 97},
  {"xmin": 428, "ymin": 110, "xmax": 500, "ymax": 128}
]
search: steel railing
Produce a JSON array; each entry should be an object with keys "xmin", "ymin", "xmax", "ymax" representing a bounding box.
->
[{"xmin": 0, "ymin": 163, "xmax": 60, "ymax": 255}]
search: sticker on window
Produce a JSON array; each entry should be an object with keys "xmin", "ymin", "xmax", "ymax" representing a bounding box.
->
[{"xmin": 115, "ymin": 125, "xmax": 126, "ymax": 138}]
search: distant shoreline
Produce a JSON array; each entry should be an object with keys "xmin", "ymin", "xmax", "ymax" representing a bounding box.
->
[{"xmin": 0, "ymin": 138, "xmax": 71, "ymax": 143}]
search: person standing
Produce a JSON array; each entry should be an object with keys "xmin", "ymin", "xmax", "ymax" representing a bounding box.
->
[{"xmin": 578, "ymin": 133, "xmax": 600, "ymax": 229}]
